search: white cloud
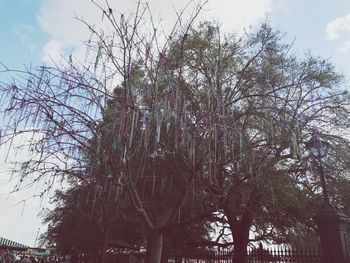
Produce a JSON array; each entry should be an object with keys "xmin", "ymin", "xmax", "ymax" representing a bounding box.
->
[
  {"xmin": 42, "ymin": 40, "xmax": 64, "ymax": 64},
  {"xmin": 37, "ymin": 0, "xmax": 96, "ymax": 46},
  {"xmin": 37, "ymin": 0, "xmax": 272, "ymax": 63},
  {"xmin": 0, "ymin": 174, "xmax": 49, "ymax": 246},
  {"xmin": 0, "ymin": 163, "xmax": 49, "ymax": 246},
  {"xmin": 0, "ymin": 130, "xmax": 55, "ymax": 246},
  {"xmin": 207, "ymin": 0, "xmax": 272, "ymax": 32},
  {"xmin": 338, "ymin": 41, "xmax": 350, "ymax": 53},
  {"xmin": 326, "ymin": 13, "xmax": 350, "ymax": 40}
]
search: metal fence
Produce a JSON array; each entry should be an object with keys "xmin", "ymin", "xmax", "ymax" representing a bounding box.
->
[
  {"xmin": 75, "ymin": 247, "xmax": 324, "ymax": 263},
  {"xmin": 166, "ymin": 248, "xmax": 323, "ymax": 263}
]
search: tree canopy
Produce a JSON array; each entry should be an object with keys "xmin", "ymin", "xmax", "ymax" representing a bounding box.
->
[{"xmin": 1, "ymin": 1, "xmax": 350, "ymax": 263}]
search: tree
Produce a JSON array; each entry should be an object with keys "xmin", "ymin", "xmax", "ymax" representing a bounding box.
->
[
  {"xmin": 40, "ymin": 109, "xmax": 213, "ymax": 259},
  {"xmin": 1, "ymin": 2, "xmax": 350, "ymax": 263},
  {"xmin": 41, "ymin": 177, "xmax": 145, "ymax": 257},
  {"xmin": 167, "ymin": 22, "xmax": 350, "ymax": 261},
  {"xmin": 1, "ymin": 2, "xmax": 216, "ymax": 261}
]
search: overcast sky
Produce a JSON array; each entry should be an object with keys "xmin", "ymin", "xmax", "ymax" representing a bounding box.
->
[{"xmin": 1, "ymin": 0, "xmax": 350, "ymax": 246}]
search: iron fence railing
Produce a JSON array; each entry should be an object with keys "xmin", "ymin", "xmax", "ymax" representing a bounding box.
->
[
  {"xmin": 75, "ymin": 247, "xmax": 324, "ymax": 263},
  {"xmin": 166, "ymin": 248, "xmax": 323, "ymax": 262}
]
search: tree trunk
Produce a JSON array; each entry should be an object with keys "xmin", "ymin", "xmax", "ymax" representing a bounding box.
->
[
  {"xmin": 145, "ymin": 231, "xmax": 163, "ymax": 263},
  {"xmin": 101, "ymin": 224, "xmax": 110, "ymax": 263},
  {"xmin": 233, "ymin": 227, "xmax": 250, "ymax": 263},
  {"xmin": 101, "ymin": 238, "xmax": 108, "ymax": 263},
  {"xmin": 225, "ymin": 208, "xmax": 251, "ymax": 263}
]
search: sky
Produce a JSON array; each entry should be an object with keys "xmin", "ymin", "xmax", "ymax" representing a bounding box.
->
[{"xmin": 0, "ymin": 0, "xmax": 350, "ymax": 247}]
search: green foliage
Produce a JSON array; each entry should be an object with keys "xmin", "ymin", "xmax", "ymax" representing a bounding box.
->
[{"xmin": 1, "ymin": 2, "xmax": 350, "ymax": 261}]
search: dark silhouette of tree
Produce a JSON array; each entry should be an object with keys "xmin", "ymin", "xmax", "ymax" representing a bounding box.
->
[
  {"xmin": 166, "ymin": 22, "xmax": 350, "ymax": 262},
  {"xmin": 1, "ymin": 2, "xmax": 350, "ymax": 263}
]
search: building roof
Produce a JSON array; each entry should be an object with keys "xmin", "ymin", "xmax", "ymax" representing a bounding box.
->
[{"xmin": 0, "ymin": 236, "xmax": 28, "ymax": 251}]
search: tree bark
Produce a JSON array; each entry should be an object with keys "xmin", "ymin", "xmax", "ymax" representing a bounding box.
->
[
  {"xmin": 145, "ymin": 231, "xmax": 164, "ymax": 263},
  {"xmin": 101, "ymin": 239, "xmax": 107, "ymax": 263},
  {"xmin": 225, "ymin": 206, "xmax": 252, "ymax": 263},
  {"xmin": 233, "ymin": 226, "xmax": 250, "ymax": 263}
]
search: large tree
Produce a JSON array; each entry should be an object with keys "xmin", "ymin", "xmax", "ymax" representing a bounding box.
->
[
  {"xmin": 0, "ymin": 2, "xmax": 216, "ymax": 262},
  {"xmin": 1, "ymin": 2, "xmax": 350, "ymax": 263},
  {"xmin": 40, "ymin": 92, "xmax": 213, "ymax": 259},
  {"xmin": 167, "ymin": 22, "xmax": 350, "ymax": 262}
]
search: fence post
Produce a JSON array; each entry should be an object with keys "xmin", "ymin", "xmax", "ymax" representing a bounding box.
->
[{"xmin": 315, "ymin": 207, "xmax": 350, "ymax": 263}]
